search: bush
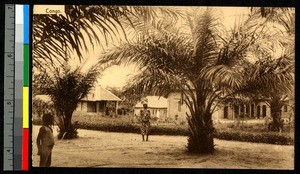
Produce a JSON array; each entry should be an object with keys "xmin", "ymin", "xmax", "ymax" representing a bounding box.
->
[
  {"xmin": 77, "ymin": 121, "xmax": 140, "ymax": 134},
  {"xmin": 215, "ymin": 130, "xmax": 294, "ymax": 145},
  {"xmin": 227, "ymin": 123, "xmax": 235, "ymax": 129},
  {"xmin": 76, "ymin": 121, "xmax": 188, "ymax": 136}
]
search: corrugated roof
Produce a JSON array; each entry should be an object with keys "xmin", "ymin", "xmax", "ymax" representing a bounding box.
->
[
  {"xmin": 82, "ymin": 85, "xmax": 121, "ymax": 101},
  {"xmin": 134, "ymin": 96, "xmax": 167, "ymax": 108}
]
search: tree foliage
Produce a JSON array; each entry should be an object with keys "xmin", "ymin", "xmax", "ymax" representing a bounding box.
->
[
  {"xmin": 34, "ymin": 64, "xmax": 101, "ymax": 139},
  {"xmin": 33, "ymin": 5, "xmax": 181, "ymax": 69},
  {"xmin": 239, "ymin": 8, "xmax": 295, "ymax": 132}
]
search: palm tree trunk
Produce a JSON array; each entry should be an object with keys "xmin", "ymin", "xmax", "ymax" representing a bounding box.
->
[
  {"xmin": 58, "ymin": 111, "xmax": 77, "ymax": 139},
  {"xmin": 269, "ymin": 97, "xmax": 284, "ymax": 132},
  {"xmin": 187, "ymin": 105, "xmax": 215, "ymax": 154}
]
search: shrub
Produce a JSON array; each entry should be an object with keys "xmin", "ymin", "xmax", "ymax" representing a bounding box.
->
[
  {"xmin": 150, "ymin": 125, "xmax": 188, "ymax": 136},
  {"xmin": 227, "ymin": 123, "xmax": 235, "ymax": 129},
  {"xmin": 77, "ymin": 121, "xmax": 140, "ymax": 134},
  {"xmin": 215, "ymin": 130, "xmax": 294, "ymax": 145},
  {"xmin": 75, "ymin": 121, "xmax": 188, "ymax": 136}
]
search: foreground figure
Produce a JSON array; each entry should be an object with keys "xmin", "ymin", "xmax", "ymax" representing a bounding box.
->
[
  {"xmin": 37, "ymin": 113, "xmax": 55, "ymax": 167},
  {"xmin": 140, "ymin": 100, "xmax": 151, "ymax": 141}
]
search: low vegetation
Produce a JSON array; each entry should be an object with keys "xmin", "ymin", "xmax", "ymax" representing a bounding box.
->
[{"xmin": 32, "ymin": 113, "xmax": 294, "ymax": 145}]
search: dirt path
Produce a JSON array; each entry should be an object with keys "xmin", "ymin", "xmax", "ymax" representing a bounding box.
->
[{"xmin": 32, "ymin": 125, "xmax": 294, "ymax": 169}]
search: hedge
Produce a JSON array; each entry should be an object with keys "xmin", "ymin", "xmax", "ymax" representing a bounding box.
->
[
  {"xmin": 32, "ymin": 118, "xmax": 293, "ymax": 145},
  {"xmin": 76, "ymin": 121, "xmax": 189, "ymax": 136},
  {"xmin": 215, "ymin": 130, "xmax": 294, "ymax": 145}
]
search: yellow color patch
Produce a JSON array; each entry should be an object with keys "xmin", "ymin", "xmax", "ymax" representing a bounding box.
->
[{"xmin": 23, "ymin": 87, "xmax": 29, "ymax": 128}]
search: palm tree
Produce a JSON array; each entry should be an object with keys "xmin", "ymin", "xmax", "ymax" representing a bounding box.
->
[
  {"xmin": 243, "ymin": 8, "xmax": 295, "ymax": 131},
  {"xmin": 33, "ymin": 5, "xmax": 181, "ymax": 139},
  {"xmin": 100, "ymin": 7, "xmax": 268, "ymax": 153},
  {"xmin": 34, "ymin": 63, "xmax": 103, "ymax": 139},
  {"xmin": 243, "ymin": 57, "xmax": 293, "ymax": 131}
]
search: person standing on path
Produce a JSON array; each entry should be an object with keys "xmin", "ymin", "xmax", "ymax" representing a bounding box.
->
[
  {"xmin": 37, "ymin": 113, "xmax": 55, "ymax": 167},
  {"xmin": 140, "ymin": 98, "xmax": 151, "ymax": 141}
]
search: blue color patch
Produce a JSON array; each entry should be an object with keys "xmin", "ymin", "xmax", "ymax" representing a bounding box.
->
[{"xmin": 23, "ymin": 5, "xmax": 29, "ymax": 44}]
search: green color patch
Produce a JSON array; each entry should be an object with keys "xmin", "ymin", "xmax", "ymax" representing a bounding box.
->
[{"xmin": 23, "ymin": 45, "xmax": 29, "ymax": 86}]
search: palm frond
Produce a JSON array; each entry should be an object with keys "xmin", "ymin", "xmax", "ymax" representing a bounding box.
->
[
  {"xmin": 33, "ymin": 5, "xmax": 182, "ymax": 69},
  {"xmin": 124, "ymin": 67, "xmax": 184, "ymax": 97},
  {"xmin": 240, "ymin": 56, "xmax": 294, "ymax": 100},
  {"xmin": 191, "ymin": 7, "xmax": 222, "ymax": 68}
]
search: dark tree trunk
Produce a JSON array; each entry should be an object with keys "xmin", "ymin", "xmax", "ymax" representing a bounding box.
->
[
  {"xmin": 269, "ymin": 97, "xmax": 284, "ymax": 132},
  {"xmin": 187, "ymin": 106, "xmax": 215, "ymax": 154},
  {"xmin": 57, "ymin": 110, "xmax": 78, "ymax": 139}
]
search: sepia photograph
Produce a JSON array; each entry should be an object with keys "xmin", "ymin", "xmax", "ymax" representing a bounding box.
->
[{"xmin": 31, "ymin": 5, "xmax": 295, "ymax": 169}]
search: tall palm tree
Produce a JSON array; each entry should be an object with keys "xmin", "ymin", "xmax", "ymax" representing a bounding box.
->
[{"xmin": 100, "ymin": 7, "xmax": 268, "ymax": 153}]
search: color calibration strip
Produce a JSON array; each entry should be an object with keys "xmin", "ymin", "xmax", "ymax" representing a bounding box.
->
[
  {"xmin": 3, "ymin": 4, "xmax": 29, "ymax": 171},
  {"xmin": 22, "ymin": 4, "xmax": 29, "ymax": 171}
]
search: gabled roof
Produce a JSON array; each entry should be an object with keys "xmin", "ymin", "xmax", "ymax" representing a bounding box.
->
[
  {"xmin": 82, "ymin": 85, "xmax": 121, "ymax": 101},
  {"xmin": 134, "ymin": 96, "xmax": 167, "ymax": 109}
]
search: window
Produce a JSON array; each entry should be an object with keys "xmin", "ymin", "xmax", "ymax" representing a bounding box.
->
[
  {"xmin": 99, "ymin": 101, "xmax": 106, "ymax": 112},
  {"xmin": 262, "ymin": 105, "xmax": 267, "ymax": 117},
  {"xmin": 246, "ymin": 105, "xmax": 250, "ymax": 117},
  {"xmin": 240, "ymin": 105, "xmax": 245, "ymax": 114},
  {"xmin": 257, "ymin": 106, "xmax": 261, "ymax": 118},
  {"xmin": 87, "ymin": 102, "xmax": 96, "ymax": 112},
  {"xmin": 181, "ymin": 93, "xmax": 184, "ymax": 104},
  {"xmin": 251, "ymin": 104, "xmax": 255, "ymax": 117},
  {"xmin": 178, "ymin": 101, "xmax": 181, "ymax": 112},
  {"xmin": 224, "ymin": 106, "xmax": 228, "ymax": 119},
  {"xmin": 234, "ymin": 105, "xmax": 239, "ymax": 117}
]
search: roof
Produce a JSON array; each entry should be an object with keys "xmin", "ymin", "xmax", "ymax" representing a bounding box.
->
[
  {"xmin": 134, "ymin": 96, "xmax": 168, "ymax": 109},
  {"xmin": 82, "ymin": 85, "xmax": 121, "ymax": 101},
  {"xmin": 33, "ymin": 95, "xmax": 52, "ymax": 103}
]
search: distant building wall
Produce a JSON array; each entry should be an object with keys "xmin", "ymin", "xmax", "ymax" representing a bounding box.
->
[
  {"xmin": 75, "ymin": 101, "xmax": 118, "ymax": 115},
  {"xmin": 217, "ymin": 101, "xmax": 293, "ymax": 120},
  {"xmin": 167, "ymin": 92, "xmax": 190, "ymax": 122},
  {"xmin": 134, "ymin": 107, "xmax": 167, "ymax": 119},
  {"xmin": 167, "ymin": 92, "xmax": 293, "ymax": 122}
]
